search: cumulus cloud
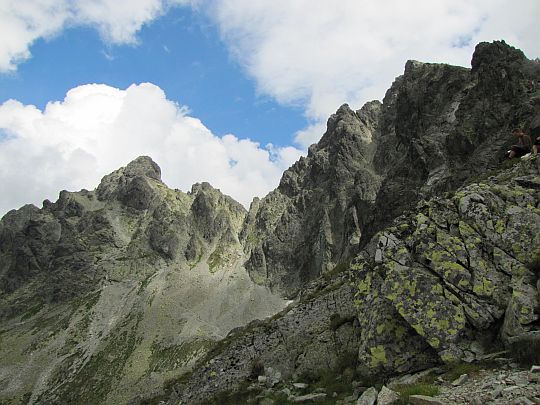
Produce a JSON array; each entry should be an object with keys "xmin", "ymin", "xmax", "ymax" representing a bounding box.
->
[
  {"xmin": 0, "ymin": 83, "xmax": 302, "ymax": 215},
  {"xmin": 0, "ymin": 0, "xmax": 192, "ymax": 71},
  {"xmin": 206, "ymin": 0, "xmax": 540, "ymax": 146}
]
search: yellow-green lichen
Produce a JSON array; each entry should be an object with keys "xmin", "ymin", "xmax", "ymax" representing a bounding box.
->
[
  {"xmin": 370, "ymin": 345, "xmax": 387, "ymax": 367},
  {"xmin": 495, "ymin": 219, "xmax": 505, "ymax": 235},
  {"xmin": 395, "ymin": 326, "xmax": 407, "ymax": 339},
  {"xmin": 356, "ymin": 274, "xmax": 372, "ymax": 295},
  {"xmin": 428, "ymin": 337, "xmax": 440, "ymax": 348},
  {"xmin": 472, "ymin": 277, "xmax": 495, "ymax": 296}
]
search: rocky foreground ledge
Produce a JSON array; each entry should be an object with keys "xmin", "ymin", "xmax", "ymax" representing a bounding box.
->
[{"xmin": 165, "ymin": 357, "xmax": 540, "ymax": 404}]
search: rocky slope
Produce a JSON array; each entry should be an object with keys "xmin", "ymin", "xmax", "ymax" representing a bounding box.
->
[
  {"xmin": 0, "ymin": 157, "xmax": 286, "ymax": 404},
  {"xmin": 166, "ymin": 155, "xmax": 540, "ymax": 404},
  {"xmin": 0, "ymin": 40, "xmax": 539, "ymax": 405}
]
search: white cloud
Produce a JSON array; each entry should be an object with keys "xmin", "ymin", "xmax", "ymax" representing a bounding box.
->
[
  {"xmin": 0, "ymin": 83, "xmax": 302, "ymax": 216},
  {"xmin": 0, "ymin": 0, "xmax": 193, "ymax": 71},
  {"xmin": 1, "ymin": 1, "xmax": 539, "ymax": 212},
  {"xmin": 205, "ymin": 0, "xmax": 540, "ymax": 146},
  {"xmin": 0, "ymin": 0, "xmax": 69, "ymax": 71},
  {"xmin": 293, "ymin": 122, "xmax": 327, "ymax": 149}
]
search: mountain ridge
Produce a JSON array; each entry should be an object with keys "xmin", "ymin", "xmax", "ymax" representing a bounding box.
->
[{"xmin": 1, "ymin": 40, "xmax": 540, "ymax": 404}]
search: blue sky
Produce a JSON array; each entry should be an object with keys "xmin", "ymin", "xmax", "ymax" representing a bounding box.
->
[
  {"xmin": 0, "ymin": 7, "xmax": 306, "ymax": 146},
  {"xmin": 0, "ymin": 0, "xmax": 539, "ymax": 215}
]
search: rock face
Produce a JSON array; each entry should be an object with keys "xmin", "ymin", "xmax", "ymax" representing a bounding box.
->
[
  {"xmin": 175, "ymin": 274, "xmax": 358, "ymax": 403},
  {"xmin": 244, "ymin": 40, "xmax": 540, "ymax": 298},
  {"xmin": 354, "ymin": 156, "xmax": 540, "ymax": 375},
  {"xmin": 169, "ymin": 156, "xmax": 539, "ymax": 404},
  {"xmin": 242, "ymin": 101, "xmax": 382, "ymax": 297},
  {"xmin": 1, "ymin": 41, "xmax": 540, "ymax": 405},
  {"xmin": 0, "ymin": 156, "xmax": 286, "ymax": 404}
]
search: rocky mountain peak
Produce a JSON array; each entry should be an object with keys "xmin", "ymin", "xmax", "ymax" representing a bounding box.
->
[
  {"xmin": 471, "ymin": 40, "xmax": 526, "ymax": 73},
  {"xmin": 124, "ymin": 155, "xmax": 162, "ymax": 180},
  {"xmin": 317, "ymin": 102, "xmax": 379, "ymax": 150},
  {"xmin": 95, "ymin": 156, "xmax": 162, "ymax": 207}
]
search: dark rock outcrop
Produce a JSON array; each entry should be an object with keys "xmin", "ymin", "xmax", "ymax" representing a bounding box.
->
[
  {"xmin": 243, "ymin": 40, "xmax": 540, "ymax": 298},
  {"xmin": 242, "ymin": 102, "xmax": 382, "ymax": 297},
  {"xmin": 170, "ymin": 151, "xmax": 540, "ymax": 405}
]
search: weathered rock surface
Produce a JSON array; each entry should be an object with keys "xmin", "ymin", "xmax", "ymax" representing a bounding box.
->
[
  {"xmin": 242, "ymin": 101, "xmax": 382, "ymax": 297},
  {"xmin": 174, "ymin": 275, "xmax": 359, "ymax": 403},
  {"xmin": 353, "ymin": 156, "xmax": 540, "ymax": 375},
  {"xmin": 162, "ymin": 157, "xmax": 540, "ymax": 404},
  {"xmin": 408, "ymin": 395, "xmax": 447, "ymax": 405},
  {"xmin": 436, "ymin": 365, "xmax": 540, "ymax": 404},
  {"xmin": 356, "ymin": 386, "xmax": 378, "ymax": 405},
  {"xmin": 377, "ymin": 385, "xmax": 400, "ymax": 405}
]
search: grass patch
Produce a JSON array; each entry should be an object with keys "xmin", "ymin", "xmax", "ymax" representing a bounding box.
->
[
  {"xmin": 38, "ymin": 310, "xmax": 143, "ymax": 405},
  {"xmin": 442, "ymin": 360, "xmax": 497, "ymax": 381},
  {"xmin": 464, "ymin": 157, "xmax": 521, "ymax": 186},
  {"xmin": 394, "ymin": 383, "xmax": 440, "ymax": 405},
  {"xmin": 208, "ymin": 381, "xmax": 258, "ymax": 405},
  {"xmin": 207, "ymin": 247, "xmax": 225, "ymax": 273},
  {"xmin": 297, "ymin": 350, "xmax": 366, "ymax": 397},
  {"xmin": 150, "ymin": 339, "xmax": 212, "ymax": 372},
  {"xmin": 20, "ymin": 302, "xmax": 43, "ymax": 321}
]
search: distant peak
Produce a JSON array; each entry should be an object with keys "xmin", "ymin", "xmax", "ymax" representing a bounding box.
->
[
  {"xmin": 335, "ymin": 103, "xmax": 354, "ymax": 116},
  {"xmin": 190, "ymin": 182, "xmax": 215, "ymax": 195},
  {"xmin": 404, "ymin": 59, "xmax": 426, "ymax": 74},
  {"xmin": 124, "ymin": 156, "xmax": 161, "ymax": 181},
  {"xmin": 471, "ymin": 40, "xmax": 525, "ymax": 72}
]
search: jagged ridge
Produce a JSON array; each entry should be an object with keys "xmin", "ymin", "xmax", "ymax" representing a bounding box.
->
[{"xmin": 0, "ymin": 40, "xmax": 539, "ymax": 404}]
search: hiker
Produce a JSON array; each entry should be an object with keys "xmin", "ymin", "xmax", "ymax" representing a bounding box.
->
[
  {"xmin": 531, "ymin": 125, "xmax": 540, "ymax": 155},
  {"xmin": 533, "ymin": 135, "xmax": 540, "ymax": 155},
  {"xmin": 507, "ymin": 128, "xmax": 532, "ymax": 159}
]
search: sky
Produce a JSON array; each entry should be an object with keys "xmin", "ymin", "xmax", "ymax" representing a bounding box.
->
[{"xmin": 0, "ymin": 0, "xmax": 539, "ymax": 215}]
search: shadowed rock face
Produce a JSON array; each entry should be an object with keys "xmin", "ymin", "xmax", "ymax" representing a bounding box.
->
[
  {"xmin": 172, "ymin": 149, "xmax": 540, "ymax": 405},
  {"xmin": 242, "ymin": 101, "xmax": 382, "ymax": 297},
  {"xmin": 243, "ymin": 40, "xmax": 540, "ymax": 298}
]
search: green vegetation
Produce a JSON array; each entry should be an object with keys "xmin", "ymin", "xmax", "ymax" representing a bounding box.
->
[
  {"xmin": 394, "ymin": 383, "xmax": 440, "ymax": 405},
  {"xmin": 508, "ymin": 336, "xmax": 540, "ymax": 366},
  {"xmin": 208, "ymin": 381, "xmax": 260, "ymax": 405},
  {"xmin": 207, "ymin": 247, "xmax": 225, "ymax": 273},
  {"xmin": 20, "ymin": 302, "xmax": 44, "ymax": 321},
  {"xmin": 204, "ymin": 350, "xmax": 371, "ymax": 405},
  {"xmin": 464, "ymin": 157, "xmax": 521, "ymax": 186},
  {"xmin": 149, "ymin": 339, "xmax": 213, "ymax": 372},
  {"xmin": 38, "ymin": 310, "xmax": 143, "ymax": 405},
  {"xmin": 249, "ymin": 357, "xmax": 264, "ymax": 380},
  {"xmin": 441, "ymin": 360, "xmax": 497, "ymax": 381}
]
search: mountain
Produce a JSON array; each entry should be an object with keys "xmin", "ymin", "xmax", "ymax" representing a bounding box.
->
[
  {"xmin": 0, "ymin": 40, "xmax": 539, "ymax": 405},
  {"xmin": 0, "ymin": 157, "xmax": 286, "ymax": 404}
]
